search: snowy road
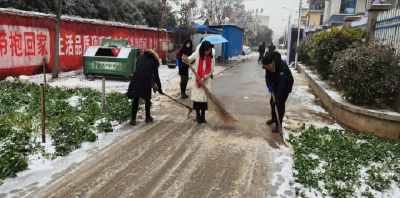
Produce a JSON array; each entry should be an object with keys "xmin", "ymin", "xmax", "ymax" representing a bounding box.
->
[{"xmin": 2, "ymin": 56, "xmax": 343, "ymax": 198}]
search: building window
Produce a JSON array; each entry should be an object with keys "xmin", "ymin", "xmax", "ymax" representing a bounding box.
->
[
  {"xmin": 320, "ymin": 15, "xmax": 324, "ymax": 25},
  {"xmin": 340, "ymin": 0, "xmax": 357, "ymax": 14}
]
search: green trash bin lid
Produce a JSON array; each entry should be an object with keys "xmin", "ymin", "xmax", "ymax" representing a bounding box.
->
[{"xmin": 101, "ymin": 39, "xmax": 128, "ymax": 48}]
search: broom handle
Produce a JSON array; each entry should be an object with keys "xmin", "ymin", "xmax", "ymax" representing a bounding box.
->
[
  {"xmin": 271, "ymin": 92, "xmax": 282, "ymax": 129},
  {"xmin": 184, "ymin": 59, "xmax": 211, "ymax": 95},
  {"xmin": 163, "ymin": 93, "xmax": 193, "ymax": 110},
  {"xmin": 272, "ymin": 92, "xmax": 289, "ymax": 147}
]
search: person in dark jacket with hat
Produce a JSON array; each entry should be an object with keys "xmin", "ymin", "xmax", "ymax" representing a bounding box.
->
[
  {"xmin": 258, "ymin": 42, "xmax": 265, "ymax": 62},
  {"xmin": 262, "ymin": 51, "xmax": 294, "ymax": 133},
  {"xmin": 178, "ymin": 39, "xmax": 193, "ymax": 99},
  {"xmin": 268, "ymin": 43, "xmax": 276, "ymax": 53},
  {"xmin": 126, "ymin": 49, "xmax": 163, "ymax": 126}
]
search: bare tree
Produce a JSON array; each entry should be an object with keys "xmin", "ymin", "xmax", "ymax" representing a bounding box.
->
[
  {"xmin": 52, "ymin": 0, "xmax": 62, "ymax": 79},
  {"xmin": 156, "ymin": 0, "xmax": 173, "ymax": 55},
  {"xmin": 172, "ymin": 0, "xmax": 198, "ymax": 27},
  {"xmin": 202, "ymin": 0, "xmax": 238, "ymax": 25}
]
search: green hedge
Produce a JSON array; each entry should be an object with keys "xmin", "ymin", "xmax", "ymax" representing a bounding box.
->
[
  {"xmin": 331, "ymin": 41, "xmax": 400, "ymax": 106},
  {"xmin": 310, "ymin": 26, "xmax": 367, "ymax": 79}
]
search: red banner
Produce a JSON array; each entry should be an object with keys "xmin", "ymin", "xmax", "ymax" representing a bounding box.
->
[{"xmin": 0, "ymin": 11, "xmax": 171, "ymax": 80}]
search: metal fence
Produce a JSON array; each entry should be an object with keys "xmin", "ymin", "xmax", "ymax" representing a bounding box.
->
[
  {"xmin": 375, "ymin": 8, "xmax": 400, "ymax": 54},
  {"xmin": 350, "ymin": 8, "xmax": 400, "ymax": 54}
]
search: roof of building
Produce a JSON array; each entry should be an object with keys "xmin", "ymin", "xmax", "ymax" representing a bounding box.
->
[{"xmin": 207, "ymin": 25, "xmax": 245, "ymax": 31}]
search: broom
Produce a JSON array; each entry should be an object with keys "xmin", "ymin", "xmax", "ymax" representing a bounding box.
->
[
  {"xmin": 184, "ymin": 59, "xmax": 238, "ymax": 125},
  {"xmin": 271, "ymin": 92, "xmax": 290, "ymax": 148},
  {"xmin": 163, "ymin": 93, "xmax": 193, "ymax": 118}
]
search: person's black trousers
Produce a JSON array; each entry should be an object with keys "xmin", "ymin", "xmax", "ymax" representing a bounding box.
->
[
  {"xmin": 270, "ymin": 92, "xmax": 290, "ymax": 125},
  {"xmin": 131, "ymin": 97, "xmax": 151, "ymax": 120},
  {"xmin": 258, "ymin": 52, "xmax": 263, "ymax": 62},
  {"xmin": 180, "ymin": 75, "xmax": 188, "ymax": 95},
  {"xmin": 193, "ymin": 101, "xmax": 207, "ymax": 120}
]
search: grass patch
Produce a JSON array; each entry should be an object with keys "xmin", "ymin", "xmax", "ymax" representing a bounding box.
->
[
  {"xmin": 289, "ymin": 124, "xmax": 400, "ymax": 197},
  {"xmin": 0, "ymin": 81, "xmax": 136, "ymax": 184}
]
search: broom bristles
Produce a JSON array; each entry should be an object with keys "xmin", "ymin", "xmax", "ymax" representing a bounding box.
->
[{"xmin": 184, "ymin": 59, "xmax": 238, "ymax": 125}]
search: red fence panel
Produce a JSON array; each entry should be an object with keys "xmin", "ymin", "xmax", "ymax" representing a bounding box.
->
[{"xmin": 0, "ymin": 9, "xmax": 172, "ymax": 80}]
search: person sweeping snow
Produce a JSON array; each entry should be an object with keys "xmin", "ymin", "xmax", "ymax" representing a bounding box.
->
[
  {"xmin": 263, "ymin": 51, "xmax": 294, "ymax": 133},
  {"xmin": 182, "ymin": 41, "xmax": 215, "ymax": 124},
  {"xmin": 126, "ymin": 49, "xmax": 163, "ymax": 126}
]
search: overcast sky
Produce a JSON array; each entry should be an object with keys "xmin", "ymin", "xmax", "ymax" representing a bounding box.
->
[{"xmin": 243, "ymin": 0, "xmax": 307, "ymax": 40}]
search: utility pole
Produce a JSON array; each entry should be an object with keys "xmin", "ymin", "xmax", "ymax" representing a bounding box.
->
[
  {"xmin": 52, "ymin": 0, "xmax": 62, "ymax": 79},
  {"xmin": 295, "ymin": 0, "xmax": 302, "ymax": 68}
]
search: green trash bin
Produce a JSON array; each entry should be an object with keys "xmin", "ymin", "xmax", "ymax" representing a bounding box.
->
[{"xmin": 83, "ymin": 39, "xmax": 142, "ymax": 80}]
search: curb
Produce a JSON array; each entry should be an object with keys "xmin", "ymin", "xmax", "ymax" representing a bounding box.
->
[{"xmin": 297, "ymin": 64, "xmax": 400, "ymax": 140}]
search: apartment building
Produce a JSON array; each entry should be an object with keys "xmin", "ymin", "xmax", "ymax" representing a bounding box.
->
[
  {"xmin": 323, "ymin": 0, "xmax": 367, "ymax": 25},
  {"xmin": 306, "ymin": 0, "xmax": 325, "ymax": 26}
]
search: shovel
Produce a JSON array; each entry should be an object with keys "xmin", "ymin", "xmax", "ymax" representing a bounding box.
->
[
  {"xmin": 272, "ymin": 92, "xmax": 290, "ymax": 148},
  {"xmin": 163, "ymin": 93, "xmax": 193, "ymax": 118}
]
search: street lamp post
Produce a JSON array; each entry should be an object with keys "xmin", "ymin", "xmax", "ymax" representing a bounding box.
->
[
  {"xmin": 282, "ymin": 7, "xmax": 292, "ymax": 55},
  {"xmin": 295, "ymin": 0, "xmax": 303, "ymax": 68}
]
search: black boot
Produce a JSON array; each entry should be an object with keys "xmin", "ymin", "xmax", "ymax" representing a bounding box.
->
[
  {"xmin": 130, "ymin": 118, "xmax": 136, "ymax": 126},
  {"xmin": 145, "ymin": 116, "xmax": 153, "ymax": 123},
  {"xmin": 196, "ymin": 110, "xmax": 202, "ymax": 124},
  {"xmin": 201, "ymin": 109, "xmax": 207, "ymax": 124},
  {"xmin": 272, "ymin": 125, "xmax": 280, "ymax": 133},
  {"xmin": 131, "ymin": 98, "xmax": 139, "ymax": 126},
  {"xmin": 183, "ymin": 81, "xmax": 189, "ymax": 98},
  {"xmin": 266, "ymin": 119, "xmax": 276, "ymax": 125},
  {"xmin": 145, "ymin": 99, "xmax": 152, "ymax": 123}
]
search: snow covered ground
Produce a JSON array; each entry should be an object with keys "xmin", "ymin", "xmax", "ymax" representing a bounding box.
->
[
  {"xmin": 228, "ymin": 52, "xmax": 258, "ymax": 61},
  {"xmin": 270, "ymin": 67, "xmax": 400, "ymax": 198},
  {"xmin": 0, "ymin": 63, "xmax": 234, "ymax": 196}
]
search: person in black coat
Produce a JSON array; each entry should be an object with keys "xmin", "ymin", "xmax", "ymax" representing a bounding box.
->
[
  {"xmin": 262, "ymin": 51, "xmax": 294, "ymax": 133},
  {"xmin": 258, "ymin": 42, "xmax": 265, "ymax": 62},
  {"xmin": 268, "ymin": 43, "xmax": 276, "ymax": 53},
  {"xmin": 178, "ymin": 39, "xmax": 193, "ymax": 99},
  {"xmin": 126, "ymin": 49, "xmax": 163, "ymax": 126}
]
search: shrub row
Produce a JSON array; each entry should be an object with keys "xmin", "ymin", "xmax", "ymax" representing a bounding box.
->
[{"xmin": 296, "ymin": 26, "xmax": 400, "ymax": 107}]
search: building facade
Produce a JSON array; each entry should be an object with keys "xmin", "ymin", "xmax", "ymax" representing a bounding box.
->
[
  {"xmin": 301, "ymin": 8, "xmax": 308, "ymax": 26},
  {"xmin": 306, "ymin": 0, "xmax": 325, "ymax": 26},
  {"xmin": 323, "ymin": 0, "xmax": 367, "ymax": 25}
]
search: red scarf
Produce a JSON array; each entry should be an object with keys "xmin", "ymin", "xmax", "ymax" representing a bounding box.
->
[{"xmin": 196, "ymin": 56, "xmax": 212, "ymax": 88}]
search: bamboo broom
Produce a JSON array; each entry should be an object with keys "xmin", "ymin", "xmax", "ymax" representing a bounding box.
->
[
  {"xmin": 163, "ymin": 93, "xmax": 193, "ymax": 118},
  {"xmin": 183, "ymin": 59, "xmax": 238, "ymax": 125}
]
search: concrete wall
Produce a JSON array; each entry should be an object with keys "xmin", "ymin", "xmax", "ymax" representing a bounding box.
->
[
  {"xmin": 330, "ymin": 0, "xmax": 341, "ymax": 15},
  {"xmin": 297, "ymin": 64, "xmax": 400, "ymax": 140},
  {"xmin": 0, "ymin": 9, "xmax": 170, "ymax": 80},
  {"xmin": 392, "ymin": 83, "xmax": 400, "ymax": 113},
  {"xmin": 323, "ymin": 1, "xmax": 330, "ymax": 21},
  {"xmin": 356, "ymin": 0, "xmax": 367, "ymax": 14}
]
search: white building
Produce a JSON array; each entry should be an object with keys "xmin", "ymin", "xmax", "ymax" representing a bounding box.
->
[{"xmin": 258, "ymin": 15, "xmax": 270, "ymax": 27}]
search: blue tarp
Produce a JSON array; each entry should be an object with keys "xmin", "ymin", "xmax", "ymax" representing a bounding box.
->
[{"xmin": 166, "ymin": 23, "xmax": 223, "ymax": 34}]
